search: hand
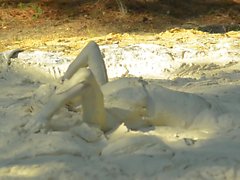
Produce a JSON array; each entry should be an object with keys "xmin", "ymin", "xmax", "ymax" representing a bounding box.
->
[{"xmin": 24, "ymin": 116, "xmax": 49, "ymax": 133}]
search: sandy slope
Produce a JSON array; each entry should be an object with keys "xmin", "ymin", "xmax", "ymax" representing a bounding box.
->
[{"xmin": 0, "ymin": 34, "xmax": 240, "ymax": 179}]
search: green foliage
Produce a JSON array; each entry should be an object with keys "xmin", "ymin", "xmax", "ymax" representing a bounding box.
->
[
  {"xmin": 17, "ymin": 2, "xmax": 28, "ymax": 9},
  {"xmin": 16, "ymin": 2, "xmax": 44, "ymax": 19},
  {"xmin": 31, "ymin": 4, "xmax": 44, "ymax": 19}
]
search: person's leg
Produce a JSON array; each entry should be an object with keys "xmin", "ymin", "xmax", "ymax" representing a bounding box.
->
[
  {"xmin": 25, "ymin": 82, "xmax": 89, "ymax": 133},
  {"xmin": 26, "ymin": 69, "xmax": 109, "ymax": 133},
  {"xmin": 63, "ymin": 41, "xmax": 108, "ymax": 86}
]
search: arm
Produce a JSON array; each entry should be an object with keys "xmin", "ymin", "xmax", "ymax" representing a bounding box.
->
[
  {"xmin": 63, "ymin": 41, "xmax": 108, "ymax": 86},
  {"xmin": 25, "ymin": 82, "xmax": 89, "ymax": 133},
  {"xmin": 26, "ymin": 68, "xmax": 110, "ymax": 133}
]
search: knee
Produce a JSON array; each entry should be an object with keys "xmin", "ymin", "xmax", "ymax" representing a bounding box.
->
[
  {"xmin": 59, "ymin": 68, "xmax": 92, "ymax": 92},
  {"xmin": 87, "ymin": 41, "xmax": 99, "ymax": 50},
  {"xmin": 72, "ymin": 68, "xmax": 94, "ymax": 85}
]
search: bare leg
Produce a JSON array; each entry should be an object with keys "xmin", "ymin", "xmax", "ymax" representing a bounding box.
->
[
  {"xmin": 26, "ymin": 69, "xmax": 109, "ymax": 133},
  {"xmin": 63, "ymin": 41, "xmax": 108, "ymax": 86},
  {"xmin": 25, "ymin": 82, "xmax": 89, "ymax": 133}
]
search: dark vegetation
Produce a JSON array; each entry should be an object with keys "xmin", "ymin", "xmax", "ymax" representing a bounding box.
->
[{"xmin": 0, "ymin": 0, "xmax": 239, "ymax": 50}]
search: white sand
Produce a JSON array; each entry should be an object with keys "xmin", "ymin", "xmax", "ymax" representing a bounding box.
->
[{"xmin": 0, "ymin": 36, "xmax": 240, "ymax": 179}]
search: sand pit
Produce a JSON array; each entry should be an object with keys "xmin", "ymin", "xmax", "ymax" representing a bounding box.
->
[{"xmin": 0, "ymin": 35, "xmax": 240, "ymax": 179}]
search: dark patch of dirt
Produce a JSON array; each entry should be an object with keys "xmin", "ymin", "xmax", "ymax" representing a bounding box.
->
[{"xmin": 0, "ymin": 0, "xmax": 239, "ymax": 52}]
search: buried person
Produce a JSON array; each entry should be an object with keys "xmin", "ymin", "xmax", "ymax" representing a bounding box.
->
[{"xmin": 23, "ymin": 41, "xmax": 220, "ymax": 133}]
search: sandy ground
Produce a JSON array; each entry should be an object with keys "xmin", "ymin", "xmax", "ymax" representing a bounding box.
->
[{"xmin": 0, "ymin": 29, "xmax": 240, "ymax": 179}]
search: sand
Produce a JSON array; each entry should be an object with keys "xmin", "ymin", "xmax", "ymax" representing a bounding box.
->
[{"xmin": 0, "ymin": 34, "xmax": 240, "ymax": 179}]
